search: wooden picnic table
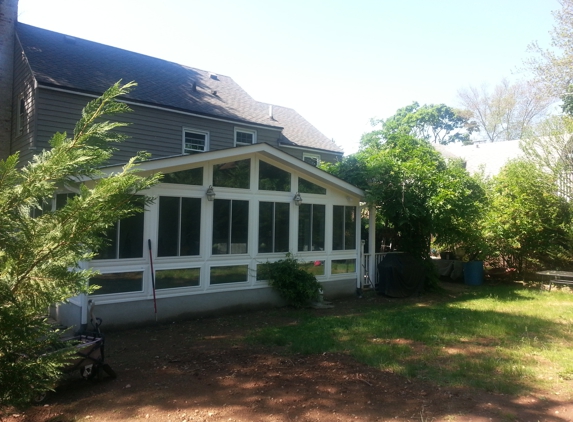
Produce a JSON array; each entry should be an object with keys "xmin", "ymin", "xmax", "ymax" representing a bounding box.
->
[{"xmin": 536, "ymin": 270, "xmax": 573, "ymax": 291}]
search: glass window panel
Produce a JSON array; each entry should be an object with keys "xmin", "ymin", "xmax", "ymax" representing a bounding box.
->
[
  {"xmin": 180, "ymin": 197, "xmax": 201, "ymax": 256},
  {"xmin": 345, "ymin": 206, "xmax": 357, "ymax": 250},
  {"xmin": 118, "ymin": 212, "xmax": 144, "ymax": 259},
  {"xmin": 258, "ymin": 202, "xmax": 273, "ymax": 253},
  {"xmin": 184, "ymin": 131, "xmax": 206, "ymax": 153},
  {"xmin": 256, "ymin": 263, "xmax": 268, "ymax": 281},
  {"xmin": 332, "ymin": 259, "xmax": 356, "ymax": 274},
  {"xmin": 93, "ymin": 199, "xmax": 145, "ymax": 260},
  {"xmin": 258, "ymin": 161, "xmax": 291, "ymax": 192},
  {"xmin": 236, "ymin": 131, "xmax": 253, "ymax": 144},
  {"xmin": 312, "ymin": 204, "xmax": 325, "ymax": 251},
  {"xmin": 213, "ymin": 199, "xmax": 248, "ymax": 255},
  {"xmin": 95, "ymin": 222, "xmax": 118, "ymax": 260},
  {"xmin": 55, "ymin": 193, "xmax": 76, "ymax": 210},
  {"xmin": 158, "ymin": 196, "xmax": 180, "ymax": 257},
  {"xmin": 56, "ymin": 194, "xmax": 67, "ymax": 210},
  {"xmin": 231, "ymin": 200, "xmax": 249, "ymax": 254},
  {"xmin": 30, "ymin": 198, "xmax": 52, "ymax": 218},
  {"xmin": 274, "ymin": 202, "xmax": 290, "ymax": 252},
  {"xmin": 155, "ymin": 268, "xmax": 200, "ymax": 289},
  {"xmin": 299, "ymin": 178, "xmax": 326, "ymax": 195},
  {"xmin": 89, "ymin": 271, "xmax": 143, "ymax": 295},
  {"xmin": 213, "ymin": 159, "xmax": 250, "ymax": 189},
  {"xmin": 332, "ymin": 205, "xmax": 344, "ymax": 250},
  {"xmin": 210, "ymin": 265, "xmax": 248, "ymax": 284},
  {"xmin": 303, "ymin": 155, "xmax": 320, "ymax": 166},
  {"xmin": 259, "ymin": 202, "xmax": 290, "ymax": 253},
  {"xmin": 298, "ymin": 203, "xmax": 311, "ymax": 252},
  {"xmin": 212, "ymin": 199, "xmax": 230, "ymax": 254},
  {"xmin": 162, "ymin": 168, "xmax": 203, "ymax": 185},
  {"xmin": 299, "ymin": 260, "xmax": 325, "ymax": 276},
  {"xmin": 332, "ymin": 205, "xmax": 357, "ymax": 251}
]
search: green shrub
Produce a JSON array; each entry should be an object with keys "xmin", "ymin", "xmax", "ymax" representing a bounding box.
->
[{"xmin": 259, "ymin": 253, "xmax": 321, "ymax": 308}]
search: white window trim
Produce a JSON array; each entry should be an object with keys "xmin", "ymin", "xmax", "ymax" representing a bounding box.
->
[
  {"xmin": 183, "ymin": 128, "xmax": 210, "ymax": 154},
  {"xmin": 303, "ymin": 153, "xmax": 321, "ymax": 166},
  {"xmin": 234, "ymin": 127, "xmax": 257, "ymax": 147}
]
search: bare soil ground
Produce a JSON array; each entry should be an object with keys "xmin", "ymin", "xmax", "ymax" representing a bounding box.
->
[{"xmin": 3, "ymin": 282, "xmax": 573, "ymax": 422}]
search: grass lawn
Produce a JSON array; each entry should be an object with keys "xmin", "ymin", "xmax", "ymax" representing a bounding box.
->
[{"xmin": 248, "ymin": 282, "xmax": 573, "ymax": 395}]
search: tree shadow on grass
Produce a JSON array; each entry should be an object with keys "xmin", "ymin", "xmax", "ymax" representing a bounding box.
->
[
  {"xmin": 11, "ymin": 289, "xmax": 573, "ymax": 422},
  {"xmin": 248, "ymin": 281, "xmax": 573, "ymax": 396}
]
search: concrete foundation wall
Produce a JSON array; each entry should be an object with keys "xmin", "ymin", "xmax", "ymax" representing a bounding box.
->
[
  {"xmin": 321, "ymin": 278, "xmax": 358, "ymax": 298},
  {"xmin": 49, "ymin": 301, "xmax": 82, "ymax": 332},
  {"xmin": 52, "ymin": 278, "xmax": 357, "ymax": 330},
  {"xmin": 97, "ymin": 287, "xmax": 285, "ymax": 329}
]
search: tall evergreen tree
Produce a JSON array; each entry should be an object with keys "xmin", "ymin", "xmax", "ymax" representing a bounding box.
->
[{"xmin": 0, "ymin": 82, "xmax": 160, "ymax": 407}]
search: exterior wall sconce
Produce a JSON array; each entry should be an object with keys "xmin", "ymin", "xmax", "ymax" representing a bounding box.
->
[
  {"xmin": 206, "ymin": 185, "xmax": 216, "ymax": 201},
  {"xmin": 293, "ymin": 192, "xmax": 303, "ymax": 206}
]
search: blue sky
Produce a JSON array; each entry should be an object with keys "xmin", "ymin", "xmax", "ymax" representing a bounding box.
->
[{"xmin": 17, "ymin": 0, "xmax": 558, "ymax": 154}]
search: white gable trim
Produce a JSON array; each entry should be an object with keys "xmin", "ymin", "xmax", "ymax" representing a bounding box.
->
[{"xmin": 99, "ymin": 143, "xmax": 364, "ymax": 199}]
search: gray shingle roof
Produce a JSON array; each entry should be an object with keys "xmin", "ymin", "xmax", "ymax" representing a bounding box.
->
[
  {"xmin": 270, "ymin": 104, "xmax": 341, "ymax": 152},
  {"xmin": 16, "ymin": 23, "xmax": 343, "ymax": 154}
]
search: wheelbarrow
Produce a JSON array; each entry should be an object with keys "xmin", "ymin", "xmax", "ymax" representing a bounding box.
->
[
  {"xmin": 35, "ymin": 302, "xmax": 116, "ymax": 401},
  {"xmin": 64, "ymin": 322, "xmax": 116, "ymax": 381}
]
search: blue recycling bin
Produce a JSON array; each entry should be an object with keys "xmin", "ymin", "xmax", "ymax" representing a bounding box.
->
[{"xmin": 464, "ymin": 261, "xmax": 484, "ymax": 286}]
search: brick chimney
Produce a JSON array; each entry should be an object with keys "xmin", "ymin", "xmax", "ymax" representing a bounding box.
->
[{"xmin": 0, "ymin": 0, "xmax": 17, "ymax": 160}]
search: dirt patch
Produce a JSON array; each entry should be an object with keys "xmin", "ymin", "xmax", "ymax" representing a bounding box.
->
[{"xmin": 3, "ymin": 284, "xmax": 573, "ymax": 422}]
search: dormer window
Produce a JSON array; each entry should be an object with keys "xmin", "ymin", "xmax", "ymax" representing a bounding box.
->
[
  {"xmin": 183, "ymin": 128, "xmax": 209, "ymax": 153},
  {"xmin": 235, "ymin": 128, "xmax": 256, "ymax": 146}
]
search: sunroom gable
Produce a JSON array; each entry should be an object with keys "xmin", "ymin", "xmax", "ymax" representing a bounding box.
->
[{"xmin": 98, "ymin": 143, "xmax": 364, "ymax": 199}]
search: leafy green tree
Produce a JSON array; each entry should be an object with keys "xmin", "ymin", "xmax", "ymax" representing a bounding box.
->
[
  {"xmin": 561, "ymin": 85, "xmax": 573, "ymax": 115},
  {"xmin": 324, "ymin": 132, "xmax": 486, "ymax": 265},
  {"xmin": 374, "ymin": 102, "xmax": 478, "ymax": 145},
  {"xmin": 483, "ymin": 159, "xmax": 572, "ymax": 274},
  {"xmin": 0, "ymin": 82, "xmax": 160, "ymax": 407}
]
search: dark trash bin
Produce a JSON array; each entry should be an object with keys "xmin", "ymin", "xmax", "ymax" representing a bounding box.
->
[{"xmin": 376, "ymin": 252, "xmax": 426, "ymax": 297}]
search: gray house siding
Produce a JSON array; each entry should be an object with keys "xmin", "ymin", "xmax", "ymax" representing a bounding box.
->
[
  {"xmin": 32, "ymin": 89, "xmax": 315, "ymax": 165},
  {"xmin": 279, "ymin": 145, "xmax": 342, "ymax": 164},
  {"xmin": 10, "ymin": 41, "xmax": 36, "ymax": 163},
  {"xmin": 0, "ymin": 0, "xmax": 17, "ymax": 160},
  {"xmin": 317, "ymin": 151, "xmax": 342, "ymax": 163},
  {"xmin": 34, "ymin": 90, "xmax": 83, "ymax": 153}
]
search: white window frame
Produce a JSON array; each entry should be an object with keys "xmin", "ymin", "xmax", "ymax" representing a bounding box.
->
[
  {"xmin": 303, "ymin": 153, "xmax": 321, "ymax": 166},
  {"xmin": 183, "ymin": 128, "xmax": 209, "ymax": 154},
  {"xmin": 234, "ymin": 128, "xmax": 257, "ymax": 147}
]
